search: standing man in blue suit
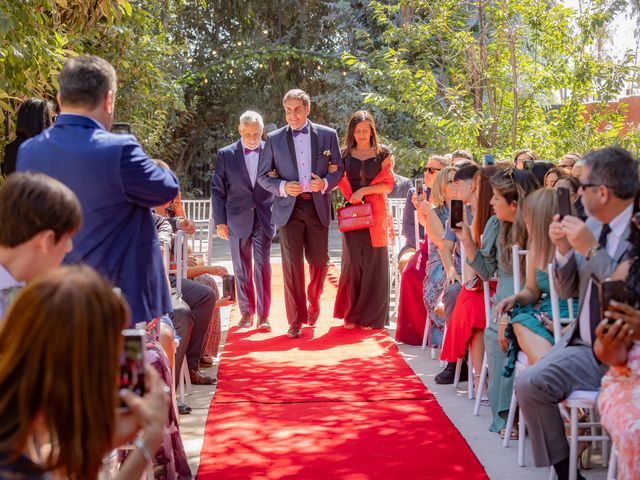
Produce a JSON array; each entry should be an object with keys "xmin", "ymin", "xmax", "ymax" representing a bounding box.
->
[
  {"xmin": 257, "ymin": 89, "xmax": 343, "ymax": 338},
  {"xmin": 17, "ymin": 54, "xmax": 179, "ymax": 327},
  {"xmin": 211, "ymin": 111, "xmax": 275, "ymax": 331}
]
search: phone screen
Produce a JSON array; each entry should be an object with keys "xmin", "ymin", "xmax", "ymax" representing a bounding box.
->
[
  {"xmin": 598, "ymin": 279, "xmax": 627, "ymax": 324},
  {"xmin": 483, "ymin": 154, "xmax": 494, "ymax": 166},
  {"xmin": 119, "ymin": 329, "xmax": 145, "ymax": 405},
  {"xmin": 111, "ymin": 122, "xmax": 132, "ymax": 134},
  {"xmin": 556, "ymin": 187, "xmax": 571, "ymax": 220},
  {"xmin": 450, "ymin": 199, "xmax": 464, "ymax": 229},
  {"xmin": 415, "ymin": 179, "xmax": 424, "ymax": 196}
]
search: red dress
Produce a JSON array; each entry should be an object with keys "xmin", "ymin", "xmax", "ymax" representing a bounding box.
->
[
  {"xmin": 395, "ymin": 238, "xmax": 429, "ymax": 345},
  {"xmin": 440, "ymin": 281, "xmax": 496, "ymax": 362}
]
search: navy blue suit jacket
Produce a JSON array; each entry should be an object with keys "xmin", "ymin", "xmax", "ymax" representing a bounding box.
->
[
  {"xmin": 257, "ymin": 122, "xmax": 343, "ymax": 227},
  {"xmin": 211, "ymin": 140, "xmax": 275, "ymax": 238},
  {"xmin": 17, "ymin": 114, "xmax": 179, "ymax": 325}
]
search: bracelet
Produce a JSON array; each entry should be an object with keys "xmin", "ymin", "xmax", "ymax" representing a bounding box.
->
[{"xmin": 133, "ymin": 437, "xmax": 153, "ymax": 464}]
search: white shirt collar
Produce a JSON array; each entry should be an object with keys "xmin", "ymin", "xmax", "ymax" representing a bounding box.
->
[
  {"xmin": 58, "ymin": 112, "xmax": 106, "ymax": 130},
  {"xmin": 0, "ymin": 264, "xmax": 23, "ymax": 291},
  {"xmin": 290, "ymin": 120, "xmax": 310, "ymax": 133},
  {"xmin": 608, "ymin": 202, "xmax": 634, "ymax": 239}
]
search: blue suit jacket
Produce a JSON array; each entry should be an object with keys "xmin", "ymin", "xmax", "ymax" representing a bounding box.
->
[
  {"xmin": 257, "ymin": 122, "xmax": 343, "ymax": 227},
  {"xmin": 17, "ymin": 114, "xmax": 179, "ymax": 325},
  {"xmin": 211, "ymin": 140, "xmax": 275, "ymax": 238}
]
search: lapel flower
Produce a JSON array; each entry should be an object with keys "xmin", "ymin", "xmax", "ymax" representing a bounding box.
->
[{"xmin": 323, "ymin": 149, "xmax": 331, "ymax": 157}]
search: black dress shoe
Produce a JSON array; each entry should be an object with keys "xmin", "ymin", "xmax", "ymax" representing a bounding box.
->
[
  {"xmin": 308, "ymin": 303, "xmax": 320, "ymax": 327},
  {"xmin": 177, "ymin": 400, "xmax": 192, "ymax": 414},
  {"xmin": 257, "ymin": 317, "xmax": 271, "ymax": 331},
  {"xmin": 287, "ymin": 323, "xmax": 302, "ymax": 338},
  {"xmin": 237, "ymin": 313, "xmax": 254, "ymax": 328},
  {"xmin": 189, "ymin": 369, "xmax": 218, "ymax": 385},
  {"xmin": 435, "ymin": 361, "xmax": 468, "ymax": 384}
]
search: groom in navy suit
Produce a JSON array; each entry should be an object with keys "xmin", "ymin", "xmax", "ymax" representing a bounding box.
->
[
  {"xmin": 257, "ymin": 89, "xmax": 343, "ymax": 338},
  {"xmin": 211, "ymin": 111, "xmax": 275, "ymax": 330}
]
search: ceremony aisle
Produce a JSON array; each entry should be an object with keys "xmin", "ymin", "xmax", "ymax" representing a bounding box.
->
[{"xmin": 197, "ymin": 266, "xmax": 488, "ymax": 479}]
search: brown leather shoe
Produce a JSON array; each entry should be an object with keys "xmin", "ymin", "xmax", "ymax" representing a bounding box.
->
[
  {"xmin": 189, "ymin": 369, "xmax": 218, "ymax": 385},
  {"xmin": 257, "ymin": 317, "xmax": 271, "ymax": 331},
  {"xmin": 308, "ymin": 303, "xmax": 320, "ymax": 327},
  {"xmin": 237, "ymin": 313, "xmax": 254, "ymax": 328}
]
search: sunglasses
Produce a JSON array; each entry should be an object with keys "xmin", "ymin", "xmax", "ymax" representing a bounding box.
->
[
  {"xmin": 578, "ymin": 182, "xmax": 613, "ymax": 191},
  {"xmin": 424, "ymin": 166, "xmax": 442, "ymax": 174}
]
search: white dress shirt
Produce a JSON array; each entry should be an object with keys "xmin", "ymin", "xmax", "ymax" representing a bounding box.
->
[
  {"xmin": 0, "ymin": 263, "xmax": 24, "ymax": 319},
  {"xmin": 556, "ymin": 203, "xmax": 633, "ymax": 345},
  {"xmin": 241, "ymin": 142, "xmax": 260, "ymax": 187}
]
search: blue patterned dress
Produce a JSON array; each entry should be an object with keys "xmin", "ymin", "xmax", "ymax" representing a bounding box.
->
[{"xmin": 422, "ymin": 205, "xmax": 449, "ymax": 348}]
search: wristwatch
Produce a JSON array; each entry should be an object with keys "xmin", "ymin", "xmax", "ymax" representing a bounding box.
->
[{"xmin": 586, "ymin": 245, "xmax": 602, "ymax": 261}]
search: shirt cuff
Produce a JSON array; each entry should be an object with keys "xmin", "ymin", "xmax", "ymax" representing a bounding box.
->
[
  {"xmin": 321, "ymin": 178, "xmax": 329, "ymax": 195},
  {"xmin": 279, "ymin": 180, "xmax": 287, "ymax": 198},
  {"xmin": 555, "ymin": 247, "xmax": 574, "ymax": 267}
]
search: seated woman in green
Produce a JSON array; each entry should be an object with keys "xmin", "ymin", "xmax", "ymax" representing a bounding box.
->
[{"xmin": 495, "ymin": 188, "xmax": 578, "ymax": 376}]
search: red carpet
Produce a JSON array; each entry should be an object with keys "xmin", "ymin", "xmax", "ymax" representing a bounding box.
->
[{"xmin": 198, "ymin": 264, "xmax": 488, "ymax": 479}]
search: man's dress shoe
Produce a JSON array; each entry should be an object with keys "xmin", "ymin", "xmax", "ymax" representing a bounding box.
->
[
  {"xmin": 308, "ymin": 303, "xmax": 320, "ymax": 327},
  {"xmin": 177, "ymin": 400, "xmax": 192, "ymax": 414},
  {"xmin": 189, "ymin": 368, "xmax": 218, "ymax": 385},
  {"xmin": 257, "ymin": 317, "xmax": 271, "ymax": 331},
  {"xmin": 287, "ymin": 323, "xmax": 302, "ymax": 338}
]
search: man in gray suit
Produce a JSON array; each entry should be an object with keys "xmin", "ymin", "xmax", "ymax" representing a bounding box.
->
[
  {"xmin": 515, "ymin": 147, "xmax": 639, "ymax": 480},
  {"xmin": 257, "ymin": 89, "xmax": 343, "ymax": 338}
]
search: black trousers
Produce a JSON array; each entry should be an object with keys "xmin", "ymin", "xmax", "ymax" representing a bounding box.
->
[
  {"xmin": 334, "ymin": 228, "xmax": 389, "ymax": 328},
  {"xmin": 278, "ymin": 198, "xmax": 329, "ymax": 325},
  {"xmin": 169, "ymin": 276, "xmax": 217, "ymax": 378}
]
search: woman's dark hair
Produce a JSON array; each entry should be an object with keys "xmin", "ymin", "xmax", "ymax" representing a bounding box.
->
[
  {"xmin": 473, "ymin": 166, "xmax": 501, "ymax": 245},
  {"xmin": 626, "ymin": 193, "xmax": 640, "ymax": 307},
  {"xmin": 531, "ymin": 160, "xmax": 554, "ymax": 186},
  {"xmin": 15, "ymin": 98, "xmax": 55, "ymax": 138},
  {"xmin": 343, "ymin": 110, "xmax": 383, "ymax": 157}
]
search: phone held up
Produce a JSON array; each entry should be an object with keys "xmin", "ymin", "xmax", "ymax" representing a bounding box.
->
[
  {"xmin": 119, "ymin": 329, "xmax": 146, "ymax": 407},
  {"xmin": 450, "ymin": 199, "xmax": 464, "ymax": 230},
  {"xmin": 415, "ymin": 178, "xmax": 424, "ymax": 197},
  {"xmin": 556, "ymin": 187, "xmax": 572, "ymax": 220},
  {"xmin": 483, "ymin": 153, "xmax": 495, "ymax": 166},
  {"xmin": 223, "ymin": 274, "xmax": 236, "ymax": 302},
  {"xmin": 593, "ymin": 276, "xmax": 627, "ymax": 325},
  {"xmin": 111, "ymin": 122, "xmax": 132, "ymax": 134}
]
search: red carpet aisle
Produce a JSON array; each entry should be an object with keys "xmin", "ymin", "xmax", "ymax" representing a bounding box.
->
[{"xmin": 197, "ymin": 266, "xmax": 488, "ymax": 479}]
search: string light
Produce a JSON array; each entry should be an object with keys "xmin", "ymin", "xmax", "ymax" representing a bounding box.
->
[
  {"xmin": 285, "ymin": 60, "xmax": 290, "ymax": 65},
  {"xmin": 262, "ymin": 29, "xmax": 268, "ymax": 35},
  {"xmin": 342, "ymin": 71, "xmax": 347, "ymax": 76},
  {"xmin": 204, "ymin": 78, "xmax": 208, "ymax": 83}
]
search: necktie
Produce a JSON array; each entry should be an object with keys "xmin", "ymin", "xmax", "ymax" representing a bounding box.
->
[
  {"xmin": 244, "ymin": 147, "xmax": 259, "ymax": 155},
  {"xmin": 292, "ymin": 126, "xmax": 309, "ymax": 137},
  {"xmin": 587, "ymin": 223, "xmax": 611, "ymax": 343}
]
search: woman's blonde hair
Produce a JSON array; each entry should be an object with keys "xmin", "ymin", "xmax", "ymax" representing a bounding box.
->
[
  {"xmin": 0, "ymin": 265, "xmax": 129, "ymax": 479},
  {"xmin": 523, "ymin": 188, "xmax": 557, "ymax": 270},
  {"xmin": 430, "ymin": 166, "xmax": 458, "ymax": 209}
]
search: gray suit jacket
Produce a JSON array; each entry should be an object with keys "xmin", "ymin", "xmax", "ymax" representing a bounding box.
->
[
  {"xmin": 554, "ymin": 216, "xmax": 631, "ymax": 342},
  {"xmin": 256, "ymin": 121, "xmax": 343, "ymax": 228}
]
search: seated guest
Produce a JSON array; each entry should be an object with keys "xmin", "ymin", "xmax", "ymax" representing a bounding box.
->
[
  {"xmin": 395, "ymin": 155, "xmax": 449, "ymax": 345},
  {"xmin": 398, "ymin": 183, "xmax": 425, "ymax": 270},
  {"xmin": 495, "ymin": 189, "xmax": 578, "ymax": 376},
  {"xmin": 544, "ymin": 166, "xmax": 568, "ymax": 188},
  {"xmin": 440, "ymin": 166, "xmax": 497, "ymax": 389},
  {"xmin": 571, "ymin": 158, "xmax": 585, "ymax": 178},
  {"xmin": 513, "ymin": 149, "xmax": 538, "ymax": 170},
  {"xmin": 0, "ymin": 172, "xmax": 81, "ymax": 317},
  {"xmin": 559, "ymin": 152, "xmax": 581, "ymax": 173},
  {"xmin": 595, "ymin": 212, "xmax": 640, "ymax": 480},
  {"xmin": 0, "ymin": 266, "xmax": 168, "ymax": 479},
  {"xmin": 2, "ymin": 97, "xmax": 55, "ymax": 177},
  {"xmin": 531, "ymin": 160, "xmax": 554, "ymax": 186},
  {"xmin": 456, "ymin": 168, "xmax": 539, "ymax": 436},
  {"xmin": 516, "ymin": 147, "xmax": 639, "ymax": 480},
  {"xmin": 389, "ymin": 172, "xmax": 413, "ymax": 199},
  {"xmin": 451, "ymin": 149, "xmax": 475, "ymax": 165}
]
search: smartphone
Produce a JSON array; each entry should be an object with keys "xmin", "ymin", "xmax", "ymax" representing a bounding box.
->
[
  {"xmin": 111, "ymin": 122, "xmax": 132, "ymax": 134},
  {"xmin": 119, "ymin": 329, "xmax": 145, "ymax": 406},
  {"xmin": 598, "ymin": 279, "xmax": 627, "ymax": 324},
  {"xmin": 450, "ymin": 199, "xmax": 464, "ymax": 230},
  {"xmin": 223, "ymin": 274, "xmax": 236, "ymax": 302},
  {"xmin": 483, "ymin": 153, "xmax": 495, "ymax": 166},
  {"xmin": 556, "ymin": 187, "xmax": 572, "ymax": 220},
  {"xmin": 415, "ymin": 178, "xmax": 424, "ymax": 196},
  {"xmin": 523, "ymin": 159, "xmax": 534, "ymax": 171}
]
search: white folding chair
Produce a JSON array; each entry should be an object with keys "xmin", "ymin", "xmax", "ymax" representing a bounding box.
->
[
  {"xmin": 172, "ymin": 231, "xmax": 192, "ymax": 402},
  {"xmin": 387, "ymin": 198, "xmax": 407, "ymax": 318},
  {"xmin": 473, "ymin": 279, "xmax": 492, "ymax": 416},
  {"xmin": 451, "ymin": 243, "xmax": 475, "ymax": 398},
  {"xmin": 502, "ymin": 245, "xmax": 529, "ymax": 466}
]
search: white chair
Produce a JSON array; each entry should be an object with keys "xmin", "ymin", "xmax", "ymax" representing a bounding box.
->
[
  {"xmin": 172, "ymin": 231, "xmax": 193, "ymax": 403},
  {"xmin": 387, "ymin": 198, "xmax": 406, "ymax": 318},
  {"xmin": 473, "ymin": 279, "xmax": 492, "ymax": 416},
  {"xmin": 451, "ymin": 242, "xmax": 475, "ymax": 399},
  {"xmin": 502, "ymin": 245, "xmax": 529, "ymax": 467}
]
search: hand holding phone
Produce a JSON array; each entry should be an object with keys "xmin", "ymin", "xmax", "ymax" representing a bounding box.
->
[
  {"xmin": 450, "ymin": 199, "xmax": 464, "ymax": 230},
  {"xmin": 120, "ymin": 329, "xmax": 146, "ymax": 407},
  {"xmin": 415, "ymin": 179, "xmax": 424, "ymax": 196},
  {"xmin": 596, "ymin": 278, "xmax": 627, "ymax": 324}
]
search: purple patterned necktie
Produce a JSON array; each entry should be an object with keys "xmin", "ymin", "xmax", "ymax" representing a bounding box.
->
[
  {"xmin": 292, "ymin": 126, "xmax": 309, "ymax": 137},
  {"xmin": 244, "ymin": 147, "xmax": 259, "ymax": 155}
]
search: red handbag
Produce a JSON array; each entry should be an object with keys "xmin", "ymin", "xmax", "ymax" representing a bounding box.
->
[{"xmin": 337, "ymin": 202, "xmax": 374, "ymax": 232}]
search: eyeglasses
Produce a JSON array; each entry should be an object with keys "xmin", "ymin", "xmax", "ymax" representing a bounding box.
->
[
  {"xmin": 424, "ymin": 166, "xmax": 442, "ymax": 174},
  {"xmin": 578, "ymin": 182, "xmax": 608, "ymax": 191}
]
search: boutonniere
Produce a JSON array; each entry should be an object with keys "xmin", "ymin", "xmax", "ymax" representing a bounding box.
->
[{"xmin": 323, "ymin": 150, "xmax": 331, "ymax": 157}]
